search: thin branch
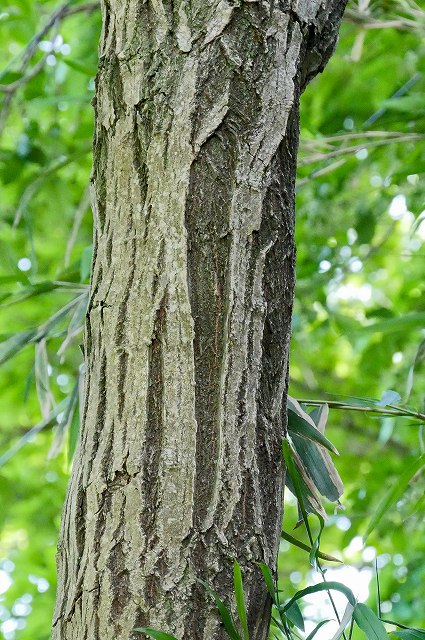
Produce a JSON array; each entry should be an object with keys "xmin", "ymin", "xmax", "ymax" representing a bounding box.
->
[
  {"xmin": 344, "ymin": 8, "xmax": 421, "ymax": 31},
  {"xmin": 21, "ymin": 2, "xmax": 99, "ymax": 67},
  {"xmin": 300, "ymin": 130, "xmax": 418, "ymax": 147},
  {"xmin": 298, "ymin": 134, "xmax": 424, "ymax": 166},
  {"xmin": 0, "ymin": 53, "xmax": 51, "ymax": 93},
  {"xmin": 14, "ymin": 147, "xmax": 91, "ymax": 228},
  {"xmin": 0, "ymin": 1, "xmax": 99, "ymax": 136},
  {"xmin": 297, "ymin": 158, "xmax": 348, "ymax": 187},
  {"xmin": 297, "ymin": 399, "xmax": 425, "ymax": 423}
]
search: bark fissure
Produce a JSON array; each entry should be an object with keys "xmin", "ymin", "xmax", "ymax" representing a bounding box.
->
[{"xmin": 54, "ymin": 1, "xmax": 347, "ymax": 638}]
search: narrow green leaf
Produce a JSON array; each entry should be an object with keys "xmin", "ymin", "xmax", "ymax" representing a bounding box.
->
[
  {"xmin": 306, "ymin": 620, "xmax": 332, "ymax": 640},
  {"xmin": 405, "ymin": 337, "xmax": 425, "ymax": 401},
  {"xmin": 288, "ymin": 409, "xmax": 339, "ymax": 455},
  {"xmin": 269, "ymin": 629, "xmax": 283, "ymax": 640},
  {"xmin": 283, "ymin": 438, "xmax": 327, "ymax": 519},
  {"xmin": 330, "ymin": 602, "xmax": 355, "ymax": 640},
  {"xmin": 290, "ymin": 433, "xmax": 343, "ymax": 503},
  {"xmin": 0, "ymin": 328, "xmax": 37, "ymax": 365},
  {"xmin": 134, "ymin": 628, "xmax": 179, "ymax": 640},
  {"xmin": 287, "ymin": 396, "xmax": 318, "ymax": 428},
  {"xmin": 68, "ymin": 404, "xmax": 80, "ymax": 464},
  {"xmin": 0, "ymin": 400, "xmax": 68, "ymax": 468},
  {"xmin": 48, "ymin": 379, "xmax": 79, "ymax": 459},
  {"xmin": 0, "ymin": 281, "xmax": 57, "ymax": 307},
  {"xmin": 36, "ymin": 295, "xmax": 86, "ymax": 341},
  {"xmin": 0, "ymin": 296, "xmax": 80, "ymax": 367},
  {"xmin": 309, "ymin": 403, "xmax": 329, "ymax": 433},
  {"xmin": 257, "ymin": 562, "xmax": 276, "ymax": 599},
  {"xmin": 35, "ymin": 339, "xmax": 52, "ymax": 419},
  {"xmin": 233, "ymin": 562, "xmax": 249, "ymax": 640},
  {"xmin": 0, "ymin": 274, "xmax": 29, "ymax": 285},
  {"xmin": 198, "ymin": 579, "xmax": 242, "ymax": 640},
  {"xmin": 57, "ymin": 291, "xmax": 88, "ymax": 358},
  {"xmin": 0, "ymin": 71, "xmax": 23, "ymax": 84},
  {"xmin": 290, "ymin": 403, "xmax": 343, "ymax": 506},
  {"xmin": 353, "ymin": 603, "xmax": 388, "ymax": 639},
  {"xmin": 80, "ymin": 245, "xmax": 93, "ymax": 282},
  {"xmin": 285, "ymin": 601, "xmax": 305, "ymax": 632},
  {"xmin": 281, "ymin": 581, "xmax": 357, "ymax": 612},
  {"xmin": 309, "ymin": 514, "xmax": 325, "ymax": 569},
  {"xmin": 363, "ymin": 453, "xmax": 425, "ymax": 541},
  {"xmin": 390, "ymin": 631, "xmax": 425, "ymax": 639},
  {"xmin": 281, "ymin": 530, "xmax": 342, "ymax": 563}
]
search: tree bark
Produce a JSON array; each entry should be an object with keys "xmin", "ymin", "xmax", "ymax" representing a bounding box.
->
[{"xmin": 53, "ymin": 2, "xmax": 346, "ymax": 639}]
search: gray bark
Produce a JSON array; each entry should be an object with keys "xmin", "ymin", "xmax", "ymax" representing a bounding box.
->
[{"xmin": 53, "ymin": 2, "xmax": 346, "ymax": 639}]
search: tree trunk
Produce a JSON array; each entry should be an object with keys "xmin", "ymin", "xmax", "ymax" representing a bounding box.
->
[{"xmin": 53, "ymin": 2, "xmax": 346, "ymax": 639}]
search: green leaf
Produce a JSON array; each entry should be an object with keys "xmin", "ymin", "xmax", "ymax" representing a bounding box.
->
[
  {"xmin": 198, "ymin": 579, "xmax": 242, "ymax": 640},
  {"xmin": 309, "ymin": 403, "xmax": 329, "ymax": 432},
  {"xmin": 68, "ymin": 403, "xmax": 80, "ymax": 464},
  {"xmin": 0, "ymin": 400, "xmax": 68, "ymax": 468},
  {"xmin": 353, "ymin": 603, "xmax": 388, "ymax": 639},
  {"xmin": 285, "ymin": 601, "xmax": 305, "ymax": 632},
  {"xmin": 0, "ymin": 71, "xmax": 23, "ymax": 84},
  {"xmin": 309, "ymin": 513, "xmax": 324, "ymax": 569},
  {"xmin": 57, "ymin": 292, "xmax": 88, "ymax": 358},
  {"xmin": 48, "ymin": 379, "xmax": 79, "ymax": 459},
  {"xmin": 287, "ymin": 396, "xmax": 318, "ymax": 427},
  {"xmin": 80, "ymin": 245, "xmax": 93, "ymax": 282},
  {"xmin": 363, "ymin": 453, "xmax": 425, "ymax": 541},
  {"xmin": 233, "ymin": 562, "xmax": 249, "ymax": 640},
  {"xmin": 256, "ymin": 562, "xmax": 276, "ymax": 600},
  {"xmin": 134, "ymin": 628, "xmax": 179, "ymax": 640},
  {"xmin": 306, "ymin": 620, "xmax": 332, "ymax": 640},
  {"xmin": 280, "ymin": 530, "xmax": 342, "ymax": 563},
  {"xmin": 35, "ymin": 338, "xmax": 52, "ymax": 419},
  {"xmin": 283, "ymin": 437, "xmax": 327, "ymax": 519},
  {"xmin": 281, "ymin": 581, "xmax": 357, "ymax": 612},
  {"xmin": 305, "ymin": 405, "xmax": 341, "ymax": 495},
  {"xmin": 0, "ymin": 281, "xmax": 58, "ymax": 307},
  {"xmin": 289, "ymin": 430, "xmax": 343, "ymax": 503},
  {"xmin": 288, "ymin": 408, "xmax": 339, "ymax": 454},
  {"xmin": 330, "ymin": 602, "xmax": 355, "ymax": 640},
  {"xmin": 390, "ymin": 631, "xmax": 425, "ymax": 639},
  {"xmin": 36, "ymin": 295, "xmax": 86, "ymax": 342},
  {"xmin": 0, "ymin": 328, "xmax": 37, "ymax": 365}
]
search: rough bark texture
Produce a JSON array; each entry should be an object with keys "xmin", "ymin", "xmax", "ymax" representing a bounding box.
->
[{"xmin": 53, "ymin": 2, "xmax": 346, "ymax": 639}]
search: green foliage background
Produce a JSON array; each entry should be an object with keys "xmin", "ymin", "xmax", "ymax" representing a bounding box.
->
[{"xmin": 0, "ymin": 1, "xmax": 424, "ymax": 638}]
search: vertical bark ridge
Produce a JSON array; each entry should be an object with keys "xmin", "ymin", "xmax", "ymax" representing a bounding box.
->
[{"xmin": 54, "ymin": 1, "xmax": 347, "ymax": 639}]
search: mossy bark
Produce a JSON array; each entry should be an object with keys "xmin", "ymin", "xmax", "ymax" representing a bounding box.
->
[{"xmin": 53, "ymin": 2, "xmax": 346, "ymax": 639}]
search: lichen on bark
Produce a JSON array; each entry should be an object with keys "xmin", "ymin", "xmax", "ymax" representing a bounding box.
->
[{"xmin": 53, "ymin": 2, "xmax": 347, "ymax": 639}]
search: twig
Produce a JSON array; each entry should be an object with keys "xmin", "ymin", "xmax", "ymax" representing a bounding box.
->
[
  {"xmin": 0, "ymin": 52, "xmax": 52, "ymax": 94},
  {"xmin": 363, "ymin": 72, "xmax": 422, "ymax": 128},
  {"xmin": 298, "ymin": 134, "xmax": 424, "ymax": 166},
  {"xmin": 344, "ymin": 8, "xmax": 420, "ymax": 31},
  {"xmin": 21, "ymin": 2, "xmax": 99, "ymax": 67},
  {"xmin": 14, "ymin": 147, "xmax": 91, "ymax": 228},
  {"xmin": 300, "ymin": 130, "xmax": 418, "ymax": 147},
  {"xmin": 297, "ymin": 399, "xmax": 425, "ymax": 423},
  {"xmin": 0, "ymin": 1, "xmax": 99, "ymax": 136}
]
